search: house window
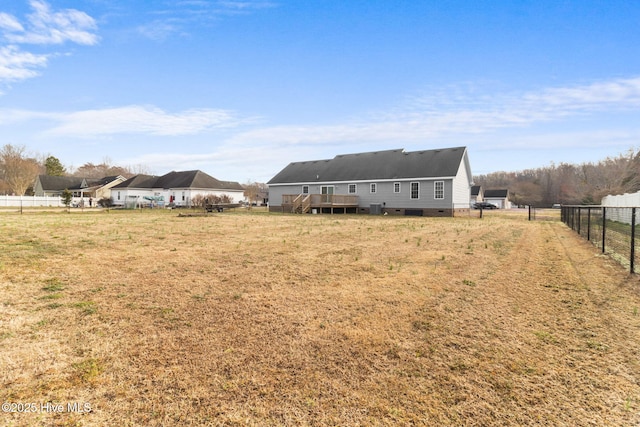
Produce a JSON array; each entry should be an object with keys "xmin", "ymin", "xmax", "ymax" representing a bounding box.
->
[
  {"xmin": 370, "ymin": 183, "xmax": 377, "ymax": 194},
  {"xmin": 117, "ymin": 191, "xmax": 121, "ymax": 201},
  {"xmin": 302, "ymin": 185, "xmax": 309, "ymax": 194},
  {"xmin": 348, "ymin": 184, "xmax": 357, "ymax": 194},
  {"xmin": 182, "ymin": 191, "xmax": 186, "ymax": 201},
  {"xmin": 434, "ymin": 181, "xmax": 444, "ymax": 199},
  {"xmin": 394, "ymin": 182, "xmax": 401, "ymax": 193},
  {"xmin": 410, "ymin": 182, "xmax": 419, "ymax": 199}
]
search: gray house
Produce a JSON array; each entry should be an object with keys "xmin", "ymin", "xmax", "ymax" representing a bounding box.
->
[{"xmin": 267, "ymin": 146, "xmax": 473, "ymax": 216}]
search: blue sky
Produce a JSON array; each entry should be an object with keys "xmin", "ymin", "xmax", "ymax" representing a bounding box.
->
[{"xmin": 1, "ymin": 0, "xmax": 640, "ymax": 183}]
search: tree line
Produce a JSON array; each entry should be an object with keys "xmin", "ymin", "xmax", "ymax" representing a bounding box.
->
[
  {"xmin": 474, "ymin": 149, "xmax": 640, "ymax": 206},
  {"xmin": 0, "ymin": 144, "xmax": 148, "ymax": 195}
]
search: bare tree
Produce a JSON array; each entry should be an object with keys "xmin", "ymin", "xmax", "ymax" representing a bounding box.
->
[
  {"xmin": 243, "ymin": 181, "xmax": 268, "ymax": 207},
  {"xmin": 0, "ymin": 144, "xmax": 41, "ymax": 195}
]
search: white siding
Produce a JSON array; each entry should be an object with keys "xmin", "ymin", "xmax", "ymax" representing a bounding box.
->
[{"xmin": 452, "ymin": 151, "xmax": 472, "ymax": 208}]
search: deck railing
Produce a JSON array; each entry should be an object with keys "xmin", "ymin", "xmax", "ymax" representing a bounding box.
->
[{"xmin": 282, "ymin": 194, "xmax": 358, "ymax": 207}]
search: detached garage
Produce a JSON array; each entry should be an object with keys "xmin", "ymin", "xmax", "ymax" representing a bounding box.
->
[{"xmin": 483, "ymin": 189, "xmax": 511, "ymax": 209}]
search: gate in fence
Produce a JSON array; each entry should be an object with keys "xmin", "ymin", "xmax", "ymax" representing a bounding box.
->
[{"xmin": 561, "ymin": 205, "xmax": 639, "ymax": 274}]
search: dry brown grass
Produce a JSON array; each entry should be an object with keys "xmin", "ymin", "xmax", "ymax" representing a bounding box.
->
[{"xmin": 1, "ymin": 208, "xmax": 640, "ymax": 426}]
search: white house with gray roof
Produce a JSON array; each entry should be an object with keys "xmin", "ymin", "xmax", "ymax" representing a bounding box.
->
[{"xmin": 267, "ymin": 146, "xmax": 473, "ymax": 216}]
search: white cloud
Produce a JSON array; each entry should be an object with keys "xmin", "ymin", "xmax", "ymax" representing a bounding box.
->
[
  {"xmin": 4, "ymin": 0, "xmax": 99, "ymax": 45},
  {"xmin": 44, "ymin": 105, "xmax": 252, "ymax": 137},
  {"xmin": 0, "ymin": 45, "xmax": 48, "ymax": 83},
  {"xmin": 139, "ymin": 0, "xmax": 277, "ymax": 40},
  {"xmin": 0, "ymin": 12, "xmax": 24, "ymax": 32},
  {"xmin": 219, "ymin": 76, "xmax": 640, "ymax": 150},
  {"xmin": 0, "ymin": 1, "xmax": 98, "ymax": 87}
]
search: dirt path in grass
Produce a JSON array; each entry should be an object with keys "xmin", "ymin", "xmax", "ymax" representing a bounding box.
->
[{"xmin": 425, "ymin": 218, "xmax": 640, "ymax": 425}]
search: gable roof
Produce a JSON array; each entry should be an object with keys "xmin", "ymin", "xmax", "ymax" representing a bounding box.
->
[
  {"xmin": 36, "ymin": 175, "xmax": 85, "ymax": 191},
  {"xmin": 113, "ymin": 170, "xmax": 243, "ymax": 191},
  {"xmin": 471, "ymin": 185, "xmax": 482, "ymax": 196},
  {"xmin": 36, "ymin": 175, "xmax": 125, "ymax": 192},
  {"xmin": 484, "ymin": 189, "xmax": 509, "ymax": 198},
  {"xmin": 268, "ymin": 146, "xmax": 468, "ymax": 184}
]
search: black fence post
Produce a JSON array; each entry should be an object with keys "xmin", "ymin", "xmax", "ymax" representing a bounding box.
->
[
  {"xmin": 587, "ymin": 207, "xmax": 591, "ymax": 241},
  {"xmin": 631, "ymin": 207, "xmax": 636, "ymax": 274},
  {"xmin": 602, "ymin": 207, "xmax": 606, "ymax": 254},
  {"xmin": 577, "ymin": 207, "xmax": 581, "ymax": 235}
]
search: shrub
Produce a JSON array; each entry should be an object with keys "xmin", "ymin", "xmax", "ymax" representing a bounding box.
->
[{"xmin": 97, "ymin": 197, "xmax": 114, "ymax": 208}]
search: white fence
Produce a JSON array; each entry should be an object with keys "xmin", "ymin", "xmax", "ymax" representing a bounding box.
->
[
  {"xmin": 600, "ymin": 192, "xmax": 640, "ymax": 224},
  {"xmin": 601, "ymin": 192, "xmax": 640, "ymax": 207},
  {"xmin": 0, "ymin": 195, "xmax": 65, "ymax": 207}
]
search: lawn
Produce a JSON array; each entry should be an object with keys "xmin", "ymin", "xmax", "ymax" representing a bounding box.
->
[{"xmin": 1, "ymin": 208, "xmax": 639, "ymax": 426}]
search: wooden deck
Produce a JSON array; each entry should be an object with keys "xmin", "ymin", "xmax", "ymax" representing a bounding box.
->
[{"xmin": 282, "ymin": 194, "xmax": 359, "ymax": 214}]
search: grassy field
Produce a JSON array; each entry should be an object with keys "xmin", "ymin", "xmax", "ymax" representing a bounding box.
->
[{"xmin": 1, "ymin": 208, "xmax": 640, "ymax": 426}]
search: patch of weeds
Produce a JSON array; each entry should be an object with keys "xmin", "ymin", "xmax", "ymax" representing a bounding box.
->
[
  {"xmin": 462, "ymin": 279, "xmax": 476, "ymax": 287},
  {"xmin": 41, "ymin": 278, "xmax": 65, "ymax": 292},
  {"xmin": 33, "ymin": 319, "xmax": 49, "ymax": 329},
  {"xmin": 586, "ymin": 340, "xmax": 610, "ymax": 352},
  {"xmin": 72, "ymin": 301, "xmax": 97, "ymax": 315},
  {"xmin": 634, "ymin": 306, "xmax": 638, "ymax": 316},
  {"xmin": 72, "ymin": 358, "xmax": 103, "ymax": 383},
  {"xmin": 46, "ymin": 303, "xmax": 63, "ymax": 309},
  {"xmin": 412, "ymin": 320, "xmax": 431, "ymax": 332},
  {"xmin": 534, "ymin": 330, "xmax": 556, "ymax": 344},
  {"xmin": 0, "ymin": 331, "xmax": 13, "ymax": 340},
  {"xmin": 449, "ymin": 361, "xmax": 472, "ymax": 372},
  {"xmin": 90, "ymin": 286, "xmax": 105, "ymax": 293},
  {"xmin": 38, "ymin": 293, "xmax": 63, "ymax": 300},
  {"xmin": 192, "ymin": 294, "xmax": 205, "ymax": 301}
]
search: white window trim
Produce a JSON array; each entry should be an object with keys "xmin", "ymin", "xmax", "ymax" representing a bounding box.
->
[
  {"xmin": 370, "ymin": 183, "xmax": 377, "ymax": 194},
  {"xmin": 434, "ymin": 181, "xmax": 444, "ymax": 200},
  {"xmin": 348, "ymin": 184, "xmax": 357, "ymax": 194},
  {"xmin": 410, "ymin": 182, "xmax": 419, "ymax": 200},
  {"xmin": 394, "ymin": 182, "xmax": 401, "ymax": 193},
  {"xmin": 302, "ymin": 185, "xmax": 309, "ymax": 194}
]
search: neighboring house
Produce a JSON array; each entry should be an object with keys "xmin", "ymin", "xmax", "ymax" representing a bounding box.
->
[
  {"xmin": 484, "ymin": 189, "xmax": 511, "ymax": 209},
  {"xmin": 471, "ymin": 185, "xmax": 483, "ymax": 206},
  {"xmin": 33, "ymin": 175, "xmax": 126, "ymax": 200},
  {"xmin": 111, "ymin": 170, "xmax": 244, "ymax": 208},
  {"xmin": 267, "ymin": 146, "xmax": 473, "ymax": 217}
]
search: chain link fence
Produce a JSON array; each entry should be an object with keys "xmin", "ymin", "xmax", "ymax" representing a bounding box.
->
[
  {"xmin": 561, "ymin": 206, "xmax": 639, "ymax": 273},
  {"xmin": 528, "ymin": 207, "xmax": 561, "ymax": 221}
]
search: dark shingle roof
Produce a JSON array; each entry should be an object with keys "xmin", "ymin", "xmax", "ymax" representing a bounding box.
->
[
  {"xmin": 471, "ymin": 185, "xmax": 482, "ymax": 196},
  {"xmin": 112, "ymin": 174, "xmax": 158, "ymax": 189},
  {"xmin": 37, "ymin": 175, "xmax": 123, "ymax": 191},
  {"xmin": 268, "ymin": 147, "xmax": 467, "ymax": 184},
  {"xmin": 484, "ymin": 189, "xmax": 509, "ymax": 198},
  {"xmin": 113, "ymin": 170, "xmax": 243, "ymax": 191},
  {"xmin": 37, "ymin": 175, "xmax": 86, "ymax": 191}
]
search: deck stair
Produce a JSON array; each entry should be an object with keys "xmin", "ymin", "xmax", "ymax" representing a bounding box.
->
[{"xmin": 291, "ymin": 194, "xmax": 312, "ymax": 214}]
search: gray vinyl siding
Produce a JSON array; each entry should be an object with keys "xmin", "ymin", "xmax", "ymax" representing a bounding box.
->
[{"xmin": 269, "ymin": 179, "xmax": 454, "ymax": 209}]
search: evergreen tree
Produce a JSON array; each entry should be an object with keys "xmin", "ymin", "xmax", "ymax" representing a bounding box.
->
[{"xmin": 45, "ymin": 156, "xmax": 66, "ymax": 176}]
